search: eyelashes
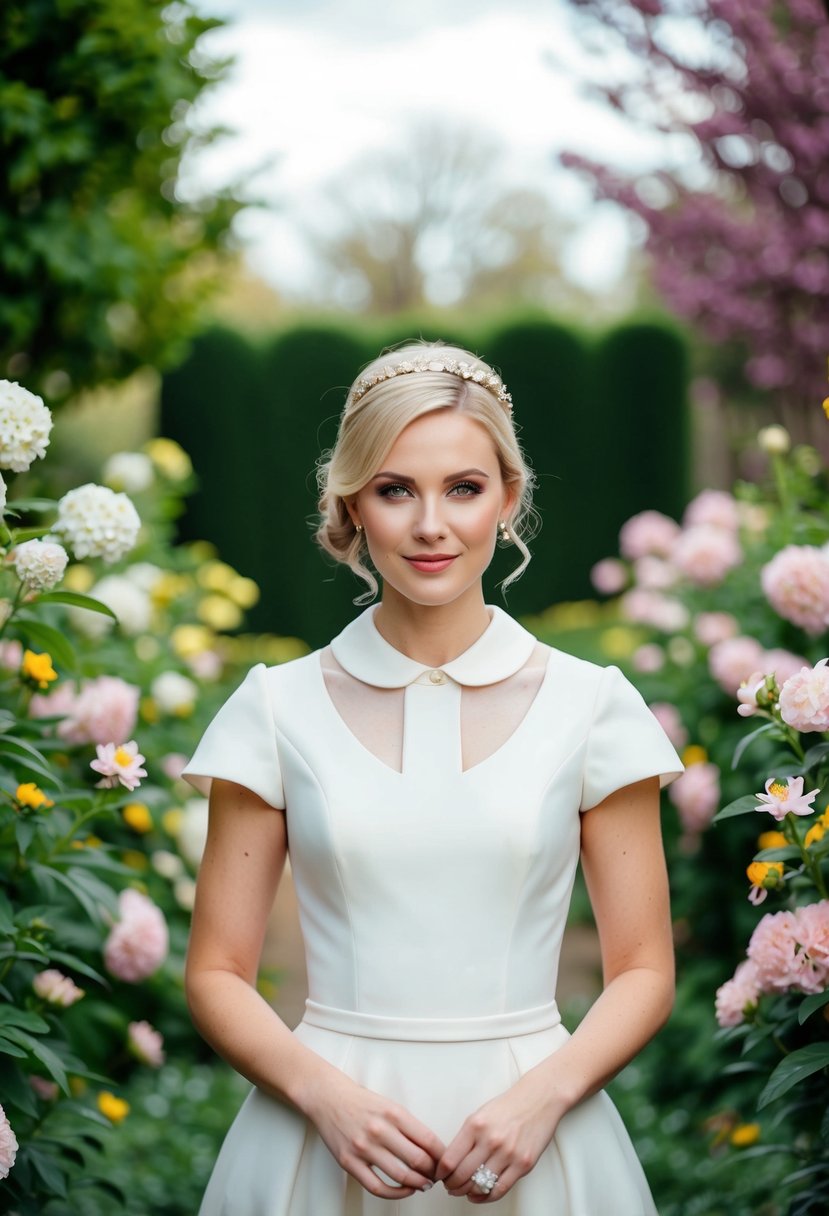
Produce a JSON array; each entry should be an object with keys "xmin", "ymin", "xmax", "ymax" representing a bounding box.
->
[{"xmin": 376, "ymin": 481, "xmax": 484, "ymax": 499}]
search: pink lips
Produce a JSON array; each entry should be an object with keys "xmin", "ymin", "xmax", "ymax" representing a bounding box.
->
[{"xmin": 404, "ymin": 555, "xmax": 458, "ymax": 573}]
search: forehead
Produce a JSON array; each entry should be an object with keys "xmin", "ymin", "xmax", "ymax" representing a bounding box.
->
[{"xmin": 384, "ymin": 410, "xmax": 498, "ymax": 464}]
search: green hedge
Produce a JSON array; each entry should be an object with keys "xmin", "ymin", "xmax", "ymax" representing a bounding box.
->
[{"xmin": 160, "ymin": 315, "xmax": 689, "ymax": 646}]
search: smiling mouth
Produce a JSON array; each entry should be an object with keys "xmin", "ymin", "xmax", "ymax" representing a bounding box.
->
[{"xmin": 404, "ymin": 555, "xmax": 459, "ymax": 570}]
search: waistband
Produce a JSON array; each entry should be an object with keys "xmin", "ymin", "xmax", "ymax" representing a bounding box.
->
[{"xmin": 300, "ymin": 999, "xmax": 561, "ymax": 1042}]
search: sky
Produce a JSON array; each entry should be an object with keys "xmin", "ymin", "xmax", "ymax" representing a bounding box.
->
[{"xmin": 184, "ymin": 0, "xmax": 679, "ymax": 302}]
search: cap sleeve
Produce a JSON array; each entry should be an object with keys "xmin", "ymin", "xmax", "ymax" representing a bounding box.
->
[
  {"xmin": 180, "ymin": 662, "xmax": 285, "ymax": 809},
  {"xmin": 580, "ymin": 665, "xmax": 684, "ymax": 811}
]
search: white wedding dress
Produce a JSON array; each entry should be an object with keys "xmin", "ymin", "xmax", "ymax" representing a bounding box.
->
[{"xmin": 181, "ymin": 604, "xmax": 683, "ymax": 1215}]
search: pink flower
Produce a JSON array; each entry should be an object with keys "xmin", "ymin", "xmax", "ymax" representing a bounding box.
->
[
  {"xmin": 708, "ymin": 636, "xmax": 766, "ymax": 695},
  {"xmin": 632, "ymin": 643, "xmax": 665, "ymax": 673},
  {"xmin": 747, "ymin": 909, "xmax": 802, "ymax": 993},
  {"xmin": 103, "ymin": 888, "xmax": 169, "ymax": 982},
  {"xmin": 669, "ymin": 761, "xmax": 720, "ymax": 832},
  {"xmin": 761, "ymin": 545, "xmax": 829, "ymax": 636},
  {"xmin": 32, "ymin": 968, "xmax": 84, "ymax": 1007},
  {"xmin": 29, "ymin": 680, "xmax": 80, "ymax": 724},
  {"xmin": 619, "ymin": 510, "xmax": 681, "ymax": 560},
  {"xmin": 763, "ymin": 648, "xmax": 809, "ymax": 686},
  {"xmin": 127, "ymin": 1020, "xmax": 166, "ymax": 1068},
  {"xmin": 0, "ymin": 639, "xmax": 23, "ymax": 669},
  {"xmin": 672, "ymin": 525, "xmax": 743, "ymax": 586},
  {"xmin": 737, "ymin": 671, "xmax": 770, "ymax": 718},
  {"xmin": 683, "ymin": 488, "xmax": 740, "ymax": 533},
  {"xmin": 693, "ymin": 611, "xmax": 739, "ymax": 646},
  {"xmin": 779, "ymin": 659, "xmax": 829, "ymax": 732},
  {"xmin": 0, "ymin": 1103, "xmax": 17, "ymax": 1180},
  {"xmin": 620, "ymin": 589, "xmax": 689, "ymax": 632},
  {"xmin": 590, "ymin": 557, "xmax": 628, "ymax": 595},
  {"xmin": 57, "ymin": 675, "xmax": 140, "ymax": 746},
  {"xmin": 715, "ymin": 959, "xmax": 762, "ymax": 1028},
  {"xmin": 794, "ymin": 902, "xmax": 829, "ymax": 972},
  {"xmin": 184, "ymin": 650, "xmax": 223, "ymax": 680},
  {"xmin": 754, "ymin": 776, "xmax": 820, "ymax": 821},
  {"xmin": 161, "ymin": 752, "xmax": 189, "ymax": 781},
  {"xmin": 632, "ymin": 556, "xmax": 678, "ymax": 590},
  {"xmin": 29, "ymin": 1076, "xmax": 59, "ymax": 1102},
  {"xmin": 649, "ymin": 702, "xmax": 689, "ymax": 749},
  {"xmin": 90, "ymin": 740, "xmax": 148, "ymax": 792}
]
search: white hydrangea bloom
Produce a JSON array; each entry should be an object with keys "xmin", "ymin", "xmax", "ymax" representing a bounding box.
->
[
  {"xmin": 0, "ymin": 381, "xmax": 53, "ymax": 472},
  {"xmin": 124, "ymin": 561, "xmax": 164, "ymax": 592},
  {"xmin": 51, "ymin": 483, "xmax": 140, "ymax": 563},
  {"xmin": 151, "ymin": 670, "xmax": 198, "ymax": 715},
  {"xmin": 10, "ymin": 539, "xmax": 69, "ymax": 591},
  {"xmin": 65, "ymin": 574, "xmax": 153, "ymax": 639},
  {"xmin": 103, "ymin": 451, "xmax": 155, "ymax": 494},
  {"xmin": 0, "ymin": 473, "xmax": 6, "ymax": 514}
]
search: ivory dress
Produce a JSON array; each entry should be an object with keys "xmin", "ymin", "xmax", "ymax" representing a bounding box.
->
[{"xmin": 181, "ymin": 603, "xmax": 683, "ymax": 1216}]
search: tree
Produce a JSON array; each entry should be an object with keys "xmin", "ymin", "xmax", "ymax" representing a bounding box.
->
[
  {"xmin": 300, "ymin": 118, "xmax": 593, "ymax": 316},
  {"xmin": 559, "ymin": 0, "xmax": 829, "ymax": 440},
  {"xmin": 0, "ymin": 0, "xmax": 248, "ymax": 403}
]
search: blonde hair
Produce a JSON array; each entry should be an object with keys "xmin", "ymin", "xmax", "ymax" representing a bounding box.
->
[{"xmin": 314, "ymin": 338, "xmax": 538, "ymax": 604}]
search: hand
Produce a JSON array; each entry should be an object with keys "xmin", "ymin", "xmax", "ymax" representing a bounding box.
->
[
  {"xmin": 307, "ymin": 1072, "xmax": 445, "ymax": 1200},
  {"xmin": 435, "ymin": 1074, "xmax": 562, "ymax": 1204}
]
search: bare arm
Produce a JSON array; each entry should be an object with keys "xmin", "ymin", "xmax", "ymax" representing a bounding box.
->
[
  {"xmin": 436, "ymin": 775, "xmax": 674, "ymax": 1201},
  {"xmin": 185, "ymin": 777, "xmax": 443, "ymax": 1198}
]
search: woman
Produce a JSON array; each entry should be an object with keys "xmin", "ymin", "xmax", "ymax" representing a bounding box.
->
[{"xmin": 181, "ymin": 339, "xmax": 683, "ymax": 1214}]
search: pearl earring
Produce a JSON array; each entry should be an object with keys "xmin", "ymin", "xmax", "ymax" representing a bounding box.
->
[
  {"xmin": 355, "ymin": 523, "xmax": 363, "ymax": 533},
  {"xmin": 499, "ymin": 519, "xmax": 511, "ymax": 542}
]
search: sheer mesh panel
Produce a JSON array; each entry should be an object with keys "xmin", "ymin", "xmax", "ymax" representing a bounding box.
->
[{"xmin": 320, "ymin": 641, "xmax": 550, "ymax": 775}]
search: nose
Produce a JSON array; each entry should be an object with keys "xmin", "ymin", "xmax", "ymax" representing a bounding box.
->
[{"xmin": 413, "ymin": 494, "xmax": 447, "ymax": 541}]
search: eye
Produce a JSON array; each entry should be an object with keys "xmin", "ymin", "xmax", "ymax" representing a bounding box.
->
[
  {"xmin": 449, "ymin": 481, "xmax": 484, "ymax": 497},
  {"xmin": 376, "ymin": 483, "xmax": 411, "ymax": 499}
]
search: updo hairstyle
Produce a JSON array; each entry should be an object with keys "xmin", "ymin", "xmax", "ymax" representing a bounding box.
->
[{"xmin": 314, "ymin": 339, "xmax": 538, "ymax": 604}]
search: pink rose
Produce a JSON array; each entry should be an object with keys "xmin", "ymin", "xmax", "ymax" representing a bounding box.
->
[
  {"xmin": 737, "ymin": 671, "xmax": 767, "ymax": 718},
  {"xmin": 668, "ymin": 762, "xmax": 720, "ymax": 833},
  {"xmin": 708, "ymin": 636, "xmax": 766, "ymax": 695},
  {"xmin": 746, "ymin": 908, "xmax": 823, "ymax": 994},
  {"xmin": 794, "ymin": 902, "xmax": 829, "ymax": 972},
  {"xmin": 161, "ymin": 752, "xmax": 189, "ymax": 781},
  {"xmin": 29, "ymin": 681, "xmax": 80, "ymax": 724},
  {"xmin": 648, "ymin": 702, "xmax": 688, "ymax": 749},
  {"xmin": 715, "ymin": 959, "xmax": 762, "ymax": 1028},
  {"xmin": 620, "ymin": 589, "xmax": 689, "ymax": 632},
  {"xmin": 683, "ymin": 489, "xmax": 740, "ymax": 532},
  {"xmin": 761, "ymin": 545, "xmax": 829, "ymax": 636},
  {"xmin": 0, "ymin": 1103, "xmax": 17, "ymax": 1180},
  {"xmin": 619, "ymin": 510, "xmax": 681, "ymax": 560},
  {"xmin": 672, "ymin": 525, "xmax": 743, "ymax": 587},
  {"xmin": 590, "ymin": 557, "xmax": 628, "ymax": 595},
  {"xmin": 632, "ymin": 556, "xmax": 678, "ymax": 590},
  {"xmin": 127, "ymin": 1020, "xmax": 166, "ymax": 1068},
  {"xmin": 32, "ymin": 968, "xmax": 84, "ymax": 1007},
  {"xmin": 779, "ymin": 658, "xmax": 829, "ymax": 732},
  {"xmin": 762, "ymin": 648, "xmax": 809, "ymax": 686},
  {"xmin": 0, "ymin": 640, "xmax": 23, "ymax": 669},
  {"xmin": 104, "ymin": 889, "xmax": 169, "ymax": 983},
  {"xmin": 632, "ymin": 644, "xmax": 665, "ymax": 673},
  {"xmin": 693, "ymin": 612, "xmax": 739, "ymax": 646},
  {"xmin": 58, "ymin": 675, "xmax": 140, "ymax": 746}
]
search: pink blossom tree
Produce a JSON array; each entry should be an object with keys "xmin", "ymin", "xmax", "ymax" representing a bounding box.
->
[{"xmin": 560, "ymin": 0, "xmax": 829, "ymax": 442}]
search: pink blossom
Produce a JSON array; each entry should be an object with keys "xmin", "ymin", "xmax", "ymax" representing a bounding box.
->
[
  {"xmin": 0, "ymin": 1103, "xmax": 17, "ymax": 1180},
  {"xmin": 632, "ymin": 556, "xmax": 678, "ymax": 590},
  {"xmin": 779, "ymin": 658, "xmax": 829, "ymax": 732},
  {"xmin": 29, "ymin": 1076, "xmax": 59, "ymax": 1101},
  {"xmin": 794, "ymin": 902, "xmax": 829, "ymax": 972},
  {"xmin": 736, "ymin": 672, "xmax": 768, "ymax": 718},
  {"xmin": 668, "ymin": 762, "xmax": 720, "ymax": 833},
  {"xmin": 632, "ymin": 643, "xmax": 665, "ymax": 673},
  {"xmin": 683, "ymin": 489, "xmax": 740, "ymax": 533},
  {"xmin": 761, "ymin": 545, "xmax": 829, "ymax": 636},
  {"xmin": 90, "ymin": 740, "xmax": 148, "ymax": 792},
  {"xmin": 715, "ymin": 959, "xmax": 762, "ymax": 1028},
  {"xmin": 0, "ymin": 639, "xmax": 23, "ymax": 669},
  {"xmin": 748, "ymin": 906, "xmax": 828, "ymax": 995},
  {"xmin": 184, "ymin": 650, "xmax": 223, "ymax": 680},
  {"xmin": 708, "ymin": 636, "xmax": 766, "ymax": 695},
  {"xmin": 29, "ymin": 680, "xmax": 80, "ymax": 724},
  {"xmin": 103, "ymin": 888, "xmax": 169, "ymax": 982},
  {"xmin": 161, "ymin": 752, "xmax": 189, "ymax": 781},
  {"xmin": 590, "ymin": 557, "xmax": 628, "ymax": 595},
  {"xmin": 672, "ymin": 525, "xmax": 742, "ymax": 586},
  {"xmin": 754, "ymin": 776, "xmax": 820, "ymax": 822},
  {"xmin": 763, "ymin": 648, "xmax": 810, "ymax": 686},
  {"xmin": 32, "ymin": 968, "xmax": 84, "ymax": 1007},
  {"xmin": 619, "ymin": 510, "xmax": 681, "ymax": 560},
  {"xmin": 56, "ymin": 675, "xmax": 140, "ymax": 746},
  {"xmin": 619, "ymin": 589, "xmax": 689, "ymax": 632},
  {"xmin": 127, "ymin": 1020, "xmax": 166, "ymax": 1068},
  {"xmin": 649, "ymin": 702, "xmax": 689, "ymax": 749},
  {"xmin": 693, "ymin": 612, "xmax": 739, "ymax": 646}
]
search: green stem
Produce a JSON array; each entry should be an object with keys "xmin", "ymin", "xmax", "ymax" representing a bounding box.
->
[
  {"xmin": 0, "ymin": 580, "xmax": 26, "ymax": 643},
  {"xmin": 47, "ymin": 794, "xmax": 118, "ymax": 859}
]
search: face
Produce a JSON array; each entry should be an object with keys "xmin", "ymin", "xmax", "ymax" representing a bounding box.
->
[{"xmin": 347, "ymin": 409, "xmax": 516, "ymax": 608}]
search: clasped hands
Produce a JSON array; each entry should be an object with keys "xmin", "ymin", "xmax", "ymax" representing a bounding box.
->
[{"xmin": 312, "ymin": 1069, "xmax": 563, "ymax": 1203}]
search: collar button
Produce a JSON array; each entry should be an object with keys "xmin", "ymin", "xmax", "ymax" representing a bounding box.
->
[{"xmin": 428, "ymin": 669, "xmax": 446, "ymax": 685}]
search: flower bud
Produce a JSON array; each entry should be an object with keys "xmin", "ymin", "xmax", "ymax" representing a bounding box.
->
[{"xmin": 757, "ymin": 425, "xmax": 790, "ymax": 455}]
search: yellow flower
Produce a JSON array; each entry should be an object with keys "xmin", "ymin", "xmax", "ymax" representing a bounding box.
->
[
  {"xmin": 21, "ymin": 649, "xmax": 58, "ymax": 690},
  {"xmin": 162, "ymin": 808, "xmax": 184, "ymax": 837},
  {"xmin": 730, "ymin": 1123, "xmax": 760, "ymax": 1148},
  {"xmin": 62, "ymin": 564, "xmax": 95, "ymax": 593},
  {"xmin": 820, "ymin": 808, "xmax": 829, "ymax": 828},
  {"xmin": 197, "ymin": 561, "xmax": 237, "ymax": 593},
  {"xmin": 143, "ymin": 437, "xmax": 192, "ymax": 481},
  {"xmin": 599, "ymin": 626, "xmax": 640, "ymax": 660},
  {"xmin": 757, "ymin": 830, "xmax": 787, "ymax": 850},
  {"xmin": 123, "ymin": 803, "xmax": 153, "ymax": 834},
  {"xmin": 15, "ymin": 782, "xmax": 54, "ymax": 811},
  {"xmin": 227, "ymin": 575, "xmax": 260, "ymax": 609},
  {"xmin": 805, "ymin": 822, "xmax": 825, "ymax": 848},
  {"xmin": 97, "ymin": 1091, "xmax": 130, "ymax": 1124},
  {"xmin": 822, "ymin": 397, "xmax": 829, "ymax": 421},
  {"xmin": 151, "ymin": 571, "xmax": 192, "ymax": 608},
  {"xmin": 197, "ymin": 594, "xmax": 243, "ymax": 631},
  {"xmin": 121, "ymin": 850, "xmax": 148, "ymax": 871},
  {"xmin": 69, "ymin": 1077, "xmax": 87, "ymax": 1097},
  {"xmin": 171, "ymin": 623, "xmax": 215, "ymax": 658},
  {"xmin": 747, "ymin": 861, "xmax": 784, "ymax": 888},
  {"xmin": 140, "ymin": 696, "xmax": 160, "ymax": 724},
  {"xmin": 71, "ymin": 835, "xmax": 103, "ymax": 850},
  {"xmin": 682, "ymin": 744, "xmax": 708, "ymax": 766}
]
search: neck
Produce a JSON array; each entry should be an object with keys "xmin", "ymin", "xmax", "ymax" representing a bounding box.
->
[{"xmin": 372, "ymin": 585, "xmax": 492, "ymax": 667}]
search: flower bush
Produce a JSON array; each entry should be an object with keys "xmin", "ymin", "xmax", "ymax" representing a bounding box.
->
[
  {"xmin": 588, "ymin": 421, "xmax": 829, "ymax": 1213},
  {"xmin": 0, "ymin": 379, "xmax": 298, "ymax": 1212}
]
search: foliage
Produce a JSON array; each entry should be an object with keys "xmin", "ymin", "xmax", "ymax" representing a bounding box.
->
[
  {"xmin": 0, "ymin": 0, "xmax": 246, "ymax": 402},
  {"xmin": 560, "ymin": 0, "xmax": 829, "ymax": 427}
]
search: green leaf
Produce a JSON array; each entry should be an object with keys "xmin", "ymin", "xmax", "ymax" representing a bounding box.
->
[
  {"xmin": 0, "ymin": 1007, "xmax": 49, "ymax": 1033},
  {"xmin": 14, "ymin": 816, "xmax": 37, "ymax": 855},
  {"xmin": 4, "ymin": 498, "xmax": 58, "ymax": 514},
  {"xmin": 0, "ymin": 736, "xmax": 66, "ymax": 788},
  {"xmin": 798, "ymin": 989, "xmax": 829, "ymax": 1024},
  {"xmin": 29, "ymin": 862, "xmax": 113, "ymax": 925},
  {"xmin": 0, "ymin": 1058, "xmax": 39, "ymax": 1117},
  {"xmin": 33, "ymin": 591, "xmax": 118, "ymax": 619},
  {"xmin": 0, "ymin": 890, "xmax": 14, "ymax": 934},
  {"xmin": 0, "ymin": 1028, "xmax": 70, "ymax": 1094},
  {"xmin": 758, "ymin": 1043, "xmax": 829, "ymax": 1109},
  {"xmin": 713, "ymin": 795, "xmax": 762, "ymax": 823},
  {"xmin": 755, "ymin": 846, "xmax": 802, "ymax": 862},
  {"xmin": 47, "ymin": 950, "xmax": 108, "ymax": 987},
  {"xmin": 26, "ymin": 1147, "xmax": 68, "ymax": 1198},
  {"xmin": 10, "ymin": 618, "xmax": 77, "ymax": 672},
  {"xmin": 0, "ymin": 1037, "xmax": 29, "ymax": 1059},
  {"xmin": 801, "ymin": 741, "xmax": 829, "ymax": 770},
  {"xmin": 732, "ymin": 722, "xmax": 777, "ymax": 769}
]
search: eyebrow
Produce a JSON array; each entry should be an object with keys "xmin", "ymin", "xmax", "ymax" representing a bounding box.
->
[{"xmin": 370, "ymin": 468, "xmax": 491, "ymax": 484}]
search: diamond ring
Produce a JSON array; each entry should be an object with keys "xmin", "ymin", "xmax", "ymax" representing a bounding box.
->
[{"xmin": 471, "ymin": 1164, "xmax": 499, "ymax": 1194}]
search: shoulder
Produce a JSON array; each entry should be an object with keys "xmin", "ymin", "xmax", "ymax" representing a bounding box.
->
[{"xmin": 260, "ymin": 648, "xmax": 321, "ymax": 695}]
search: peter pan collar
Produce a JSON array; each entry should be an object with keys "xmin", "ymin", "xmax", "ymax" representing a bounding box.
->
[{"xmin": 329, "ymin": 603, "xmax": 538, "ymax": 689}]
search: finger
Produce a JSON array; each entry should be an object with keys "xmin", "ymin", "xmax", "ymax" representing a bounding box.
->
[
  {"xmin": 434, "ymin": 1126, "xmax": 476, "ymax": 1183},
  {"xmin": 446, "ymin": 1150, "xmax": 508, "ymax": 1198},
  {"xmin": 394, "ymin": 1111, "xmax": 446, "ymax": 1165},
  {"xmin": 346, "ymin": 1159, "xmax": 418, "ymax": 1201},
  {"xmin": 383, "ymin": 1131, "xmax": 440, "ymax": 1180},
  {"xmin": 371, "ymin": 1146, "xmax": 436, "ymax": 1192},
  {"xmin": 466, "ymin": 1164, "xmax": 520, "ymax": 1204}
]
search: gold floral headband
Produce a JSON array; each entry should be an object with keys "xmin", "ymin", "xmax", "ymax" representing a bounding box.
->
[{"xmin": 348, "ymin": 357, "xmax": 514, "ymax": 415}]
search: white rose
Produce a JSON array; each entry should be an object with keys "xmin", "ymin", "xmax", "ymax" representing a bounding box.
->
[
  {"xmin": 103, "ymin": 452, "xmax": 155, "ymax": 493},
  {"xmin": 151, "ymin": 670, "xmax": 198, "ymax": 715}
]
